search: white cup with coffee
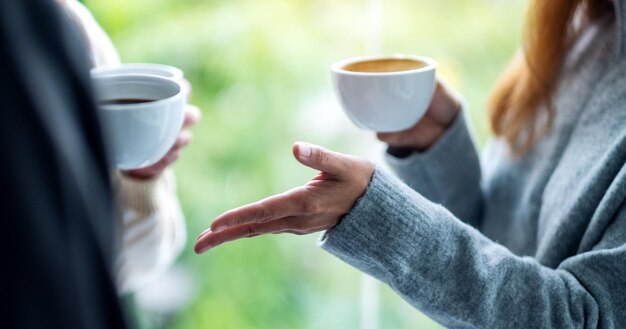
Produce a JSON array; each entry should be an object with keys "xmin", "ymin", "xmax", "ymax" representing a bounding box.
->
[
  {"xmin": 92, "ymin": 74, "xmax": 186, "ymax": 170},
  {"xmin": 331, "ymin": 54, "xmax": 437, "ymax": 132},
  {"xmin": 91, "ymin": 63, "xmax": 189, "ymax": 97}
]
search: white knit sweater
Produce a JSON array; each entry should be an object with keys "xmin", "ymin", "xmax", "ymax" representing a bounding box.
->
[{"xmin": 62, "ymin": 0, "xmax": 186, "ymax": 294}]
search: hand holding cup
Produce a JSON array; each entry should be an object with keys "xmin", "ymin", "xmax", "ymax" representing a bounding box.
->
[
  {"xmin": 123, "ymin": 103, "xmax": 201, "ymax": 179},
  {"xmin": 377, "ymin": 79, "xmax": 462, "ymax": 151},
  {"xmin": 91, "ymin": 63, "xmax": 201, "ymax": 174}
]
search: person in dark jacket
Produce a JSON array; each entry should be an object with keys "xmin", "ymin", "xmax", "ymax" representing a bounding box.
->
[{"xmin": 1, "ymin": 0, "xmax": 128, "ymax": 327}]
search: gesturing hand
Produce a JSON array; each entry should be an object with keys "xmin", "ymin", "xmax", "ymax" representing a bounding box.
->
[{"xmin": 194, "ymin": 142, "xmax": 375, "ymax": 254}]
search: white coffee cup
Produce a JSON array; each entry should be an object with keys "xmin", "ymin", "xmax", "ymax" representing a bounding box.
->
[
  {"xmin": 92, "ymin": 74, "xmax": 186, "ymax": 170},
  {"xmin": 331, "ymin": 54, "xmax": 437, "ymax": 132}
]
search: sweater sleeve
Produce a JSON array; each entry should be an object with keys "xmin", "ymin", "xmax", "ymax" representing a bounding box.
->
[
  {"xmin": 63, "ymin": 0, "xmax": 186, "ymax": 294},
  {"xmin": 112, "ymin": 169, "xmax": 187, "ymax": 294},
  {"xmin": 384, "ymin": 111, "xmax": 482, "ymax": 227},
  {"xmin": 320, "ymin": 169, "xmax": 626, "ymax": 329}
]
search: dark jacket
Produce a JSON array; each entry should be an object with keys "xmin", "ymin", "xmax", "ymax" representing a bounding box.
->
[{"xmin": 0, "ymin": 0, "xmax": 128, "ymax": 327}]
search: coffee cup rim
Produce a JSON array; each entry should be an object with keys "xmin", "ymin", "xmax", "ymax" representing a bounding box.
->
[
  {"xmin": 92, "ymin": 74, "xmax": 184, "ymax": 111},
  {"xmin": 90, "ymin": 63, "xmax": 184, "ymax": 81},
  {"xmin": 331, "ymin": 54, "xmax": 437, "ymax": 76}
]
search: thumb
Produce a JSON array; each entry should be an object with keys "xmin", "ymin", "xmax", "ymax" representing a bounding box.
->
[{"xmin": 293, "ymin": 142, "xmax": 348, "ymax": 176}]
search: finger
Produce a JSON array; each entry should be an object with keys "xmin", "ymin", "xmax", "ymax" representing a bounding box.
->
[
  {"xmin": 124, "ymin": 149, "xmax": 180, "ymax": 179},
  {"xmin": 174, "ymin": 130, "xmax": 193, "ymax": 150},
  {"xmin": 376, "ymin": 115, "xmax": 445, "ymax": 149},
  {"xmin": 151, "ymin": 148, "xmax": 181, "ymax": 171},
  {"xmin": 210, "ymin": 189, "xmax": 306, "ymax": 232},
  {"xmin": 376, "ymin": 130, "xmax": 417, "ymax": 147},
  {"xmin": 195, "ymin": 217, "xmax": 303, "ymax": 254},
  {"xmin": 183, "ymin": 104, "xmax": 202, "ymax": 129},
  {"xmin": 292, "ymin": 142, "xmax": 349, "ymax": 176},
  {"xmin": 376, "ymin": 131, "xmax": 399, "ymax": 144},
  {"xmin": 183, "ymin": 79, "xmax": 192, "ymax": 101},
  {"xmin": 196, "ymin": 227, "xmax": 212, "ymax": 241},
  {"xmin": 428, "ymin": 79, "xmax": 461, "ymax": 126}
]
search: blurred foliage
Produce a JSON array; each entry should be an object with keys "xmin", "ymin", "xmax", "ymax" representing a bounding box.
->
[{"xmin": 84, "ymin": 0, "xmax": 526, "ymax": 328}]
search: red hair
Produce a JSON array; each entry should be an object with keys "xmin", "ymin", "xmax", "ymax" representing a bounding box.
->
[{"xmin": 488, "ymin": 0, "xmax": 612, "ymax": 155}]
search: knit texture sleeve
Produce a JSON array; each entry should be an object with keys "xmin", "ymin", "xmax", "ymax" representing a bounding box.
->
[
  {"xmin": 384, "ymin": 111, "xmax": 482, "ymax": 226},
  {"xmin": 65, "ymin": 0, "xmax": 185, "ymax": 293},
  {"xmin": 112, "ymin": 169, "xmax": 187, "ymax": 294},
  {"xmin": 320, "ymin": 168, "xmax": 626, "ymax": 328}
]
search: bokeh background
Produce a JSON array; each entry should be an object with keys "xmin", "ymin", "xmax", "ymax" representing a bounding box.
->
[{"xmin": 83, "ymin": 0, "xmax": 527, "ymax": 328}]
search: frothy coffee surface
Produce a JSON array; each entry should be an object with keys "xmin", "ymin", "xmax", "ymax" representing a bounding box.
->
[{"xmin": 343, "ymin": 59, "xmax": 427, "ymax": 73}]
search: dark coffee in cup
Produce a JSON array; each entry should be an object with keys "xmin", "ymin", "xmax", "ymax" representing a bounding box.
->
[
  {"xmin": 342, "ymin": 58, "xmax": 427, "ymax": 73},
  {"xmin": 99, "ymin": 98, "xmax": 156, "ymax": 106}
]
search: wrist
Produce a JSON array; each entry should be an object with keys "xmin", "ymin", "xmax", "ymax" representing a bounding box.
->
[
  {"xmin": 112, "ymin": 170, "xmax": 173, "ymax": 214},
  {"xmin": 121, "ymin": 169, "xmax": 163, "ymax": 181}
]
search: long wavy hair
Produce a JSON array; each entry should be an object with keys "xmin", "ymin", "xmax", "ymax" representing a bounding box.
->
[{"xmin": 488, "ymin": 0, "xmax": 613, "ymax": 155}]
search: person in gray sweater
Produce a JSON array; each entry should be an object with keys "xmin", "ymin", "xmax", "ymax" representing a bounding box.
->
[{"xmin": 196, "ymin": 0, "xmax": 626, "ymax": 327}]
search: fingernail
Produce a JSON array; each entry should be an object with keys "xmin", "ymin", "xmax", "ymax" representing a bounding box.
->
[
  {"xmin": 194, "ymin": 241, "xmax": 215, "ymax": 254},
  {"xmin": 194, "ymin": 244, "xmax": 208, "ymax": 254},
  {"xmin": 213, "ymin": 225, "xmax": 227, "ymax": 232},
  {"xmin": 196, "ymin": 228, "xmax": 212, "ymax": 241},
  {"xmin": 299, "ymin": 143, "xmax": 312, "ymax": 158}
]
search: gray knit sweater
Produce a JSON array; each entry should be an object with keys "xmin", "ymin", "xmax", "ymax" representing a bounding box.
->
[{"xmin": 320, "ymin": 6, "xmax": 626, "ymax": 329}]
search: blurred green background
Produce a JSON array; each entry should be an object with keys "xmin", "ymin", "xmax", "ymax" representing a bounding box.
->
[{"xmin": 84, "ymin": 0, "xmax": 526, "ymax": 328}]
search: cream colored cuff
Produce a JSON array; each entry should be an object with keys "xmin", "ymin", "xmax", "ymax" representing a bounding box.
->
[{"xmin": 112, "ymin": 169, "xmax": 175, "ymax": 215}]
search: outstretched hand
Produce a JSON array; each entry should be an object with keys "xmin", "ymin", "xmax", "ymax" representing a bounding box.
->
[{"xmin": 194, "ymin": 143, "xmax": 375, "ymax": 254}]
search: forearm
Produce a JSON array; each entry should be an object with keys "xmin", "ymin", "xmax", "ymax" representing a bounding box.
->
[
  {"xmin": 113, "ymin": 169, "xmax": 186, "ymax": 293},
  {"xmin": 320, "ymin": 169, "xmax": 615, "ymax": 328},
  {"xmin": 385, "ymin": 112, "xmax": 483, "ymax": 226}
]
